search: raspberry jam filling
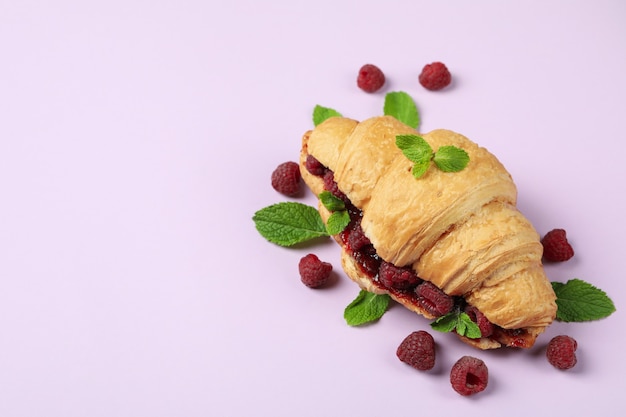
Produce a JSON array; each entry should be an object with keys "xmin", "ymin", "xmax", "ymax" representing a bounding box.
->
[{"xmin": 305, "ymin": 154, "xmax": 531, "ymax": 347}]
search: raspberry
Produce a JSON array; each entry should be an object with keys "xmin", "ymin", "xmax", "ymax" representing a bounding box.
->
[
  {"xmin": 298, "ymin": 254, "xmax": 333, "ymax": 288},
  {"xmin": 357, "ymin": 64, "xmax": 386, "ymax": 93},
  {"xmin": 546, "ymin": 335, "xmax": 578, "ymax": 370},
  {"xmin": 346, "ymin": 223, "xmax": 371, "ymax": 252},
  {"xmin": 305, "ymin": 155, "xmax": 327, "ymax": 177},
  {"xmin": 378, "ymin": 261, "xmax": 421, "ymax": 290},
  {"xmin": 450, "ymin": 356, "xmax": 489, "ymax": 396},
  {"xmin": 271, "ymin": 161, "xmax": 302, "ymax": 196},
  {"xmin": 464, "ymin": 306, "xmax": 494, "ymax": 338},
  {"xmin": 322, "ymin": 170, "xmax": 348, "ymax": 202},
  {"xmin": 415, "ymin": 281, "xmax": 454, "ymax": 317},
  {"xmin": 396, "ymin": 331, "xmax": 436, "ymax": 371},
  {"xmin": 541, "ymin": 228, "xmax": 574, "ymax": 262},
  {"xmin": 418, "ymin": 62, "xmax": 452, "ymax": 91}
]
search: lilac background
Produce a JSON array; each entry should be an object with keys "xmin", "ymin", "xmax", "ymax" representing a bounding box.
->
[{"xmin": 1, "ymin": 0, "xmax": 625, "ymax": 415}]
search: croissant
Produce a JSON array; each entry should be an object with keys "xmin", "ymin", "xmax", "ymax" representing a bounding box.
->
[{"xmin": 299, "ymin": 115, "xmax": 557, "ymax": 349}]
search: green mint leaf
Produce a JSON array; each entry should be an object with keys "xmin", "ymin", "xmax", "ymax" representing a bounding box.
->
[
  {"xmin": 313, "ymin": 105, "xmax": 342, "ymax": 126},
  {"xmin": 396, "ymin": 135, "xmax": 434, "ymax": 178},
  {"xmin": 552, "ymin": 279, "xmax": 616, "ymax": 322},
  {"xmin": 456, "ymin": 317, "xmax": 468, "ymax": 336},
  {"xmin": 395, "ymin": 134, "xmax": 433, "ymax": 164},
  {"xmin": 430, "ymin": 310, "xmax": 481, "ymax": 339},
  {"xmin": 433, "ymin": 146, "xmax": 470, "ymax": 173},
  {"xmin": 430, "ymin": 312, "xmax": 458, "ymax": 333},
  {"xmin": 326, "ymin": 210, "xmax": 350, "ymax": 235},
  {"xmin": 411, "ymin": 160, "xmax": 432, "ymax": 179},
  {"xmin": 253, "ymin": 202, "xmax": 329, "ymax": 246},
  {"xmin": 383, "ymin": 91, "xmax": 420, "ymax": 129},
  {"xmin": 344, "ymin": 290, "xmax": 390, "ymax": 326},
  {"xmin": 397, "ymin": 136, "xmax": 471, "ymax": 179},
  {"xmin": 319, "ymin": 191, "xmax": 345, "ymax": 211},
  {"xmin": 458, "ymin": 312, "xmax": 482, "ymax": 338}
]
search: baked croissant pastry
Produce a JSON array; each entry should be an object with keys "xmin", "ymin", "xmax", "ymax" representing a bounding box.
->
[{"xmin": 299, "ymin": 115, "xmax": 557, "ymax": 349}]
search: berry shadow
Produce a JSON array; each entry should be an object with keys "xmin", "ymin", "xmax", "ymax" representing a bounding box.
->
[
  {"xmin": 443, "ymin": 75, "xmax": 459, "ymax": 93},
  {"xmin": 275, "ymin": 186, "xmax": 308, "ymax": 200},
  {"xmin": 316, "ymin": 269, "xmax": 341, "ymax": 290}
]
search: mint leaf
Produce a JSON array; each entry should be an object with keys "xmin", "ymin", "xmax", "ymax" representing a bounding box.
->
[
  {"xmin": 313, "ymin": 105, "xmax": 342, "ymax": 126},
  {"xmin": 253, "ymin": 202, "xmax": 329, "ymax": 246},
  {"xmin": 319, "ymin": 191, "xmax": 349, "ymax": 234},
  {"xmin": 396, "ymin": 135, "xmax": 471, "ymax": 179},
  {"xmin": 457, "ymin": 312, "xmax": 482, "ymax": 338},
  {"xmin": 431, "ymin": 310, "xmax": 482, "ymax": 339},
  {"xmin": 344, "ymin": 290, "xmax": 390, "ymax": 326},
  {"xmin": 396, "ymin": 134, "xmax": 434, "ymax": 178},
  {"xmin": 319, "ymin": 191, "xmax": 345, "ymax": 211},
  {"xmin": 552, "ymin": 279, "xmax": 616, "ymax": 322},
  {"xmin": 456, "ymin": 318, "xmax": 469, "ymax": 337},
  {"xmin": 411, "ymin": 159, "xmax": 431, "ymax": 179},
  {"xmin": 383, "ymin": 91, "xmax": 420, "ymax": 129},
  {"xmin": 430, "ymin": 312, "xmax": 458, "ymax": 333},
  {"xmin": 326, "ymin": 210, "xmax": 350, "ymax": 235},
  {"xmin": 395, "ymin": 134, "xmax": 433, "ymax": 164},
  {"xmin": 433, "ymin": 146, "xmax": 470, "ymax": 173}
]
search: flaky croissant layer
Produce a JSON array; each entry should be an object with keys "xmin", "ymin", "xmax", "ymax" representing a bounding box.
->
[{"xmin": 299, "ymin": 116, "xmax": 557, "ymax": 349}]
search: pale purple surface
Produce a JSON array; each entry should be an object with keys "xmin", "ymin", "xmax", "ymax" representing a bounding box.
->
[{"xmin": 1, "ymin": 0, "xmax": 625, "ymax": 415}]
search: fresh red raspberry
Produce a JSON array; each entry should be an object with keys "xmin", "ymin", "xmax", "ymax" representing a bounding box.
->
[
  {"xmin": 546, "ymin": 335, "xmax": 578, "ymax": 370},
  {"xmin": 378, "ymin": 261, "xmax": 421, "ymax": 290},
  {"xmin": 271, "ymin": 161, "xmax": 301, "ymax": 196},
  {"xmin": 396, "ymin": 330, "xmax": 436, "ymax": 371},
  {"xmin": 305, "ymin": 155, "xmax": 327, "ymax": 177},
  {"xmin": 464, "ymin": 305, "xmax": 494, "ymax": 338},
  {"xmin": 415, "ymin": 281, "xmax": 454, "ymax": 317},
  {"xmin": 357, "ymin": 64, "xmax": 386, "ymax": 93},
  {"xmin": 450, "ymin": 356, "xmax": 489, "ymax": 396},
  {"xmin": 418, "ymin": 62, "xmax": 452, "ymax": 91},
  {"xmin": 322, "ymin": 170, "xmax": 348, "ymax": 202},
  {"xmin": 298, "ymin": 254, "xmax": 333, "ymax": 288},
  {"xmin": 346, "ymin": 223, "xmax": 371, "ymax": 252},
  {"xmin": 541, "ymin": 228, "xmax": 574, "ymax": 262}
]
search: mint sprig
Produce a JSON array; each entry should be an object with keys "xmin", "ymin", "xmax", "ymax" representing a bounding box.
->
[
  {"xmin": 253, "ymin": 202, "xmax": 329, "ymax": 246},
  {"xmin": 396, "ymin": 134, "xmax": 469, "ymax": 178},
  {"xmin": 433, "ymin": 145, "xmax": 470, "ymax": 172},
  {"xmin": 326, "ymin": 210, "xmax": 350, "ymax": 235},
  {"xmin": 319, "ymin": 191, "xmax": 350, "ymax": 235},
  {"xmin": 344, "ymin": 290, "xmax": 391, "ymax": 326},
  {"xmin": 384, "ymin": 91, "xmax": 420, "ymax": 129},
  {"xmin": 431, "ymin": 310, "xmax": 482, "ymax": 339},
  {"xmin": 319, "ymin": 190, "xmax": 345, "ymax": 211},
  {"xmin": 396, "ymin": 134, "xmax": 432, "ymax": 162},
  {"xmin": 313, "ymin": 105, "xmax": 342, "ymax": 126},
  {"xmin": 552, "ymin": 279, "xmax": 616, "ymax": 322}
]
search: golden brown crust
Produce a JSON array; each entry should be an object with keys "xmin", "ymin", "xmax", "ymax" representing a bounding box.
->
[{"xmin": 299, "ymin": 116, "xmax": 557, "ymax": 348}]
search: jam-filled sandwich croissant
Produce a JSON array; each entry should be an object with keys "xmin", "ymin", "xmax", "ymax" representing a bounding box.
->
[{"xmin": 299, "ymin": 116, "xmax": 557, "ymax": 349}]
